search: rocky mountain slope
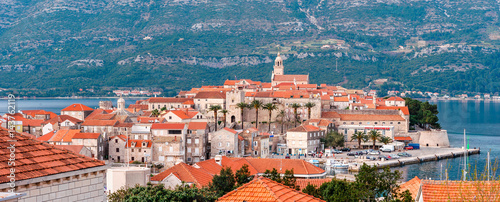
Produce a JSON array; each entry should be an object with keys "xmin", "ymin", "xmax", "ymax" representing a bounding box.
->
[{"xmin": 1, "ymin": 0, "xmax": 500, "ymax": 96}]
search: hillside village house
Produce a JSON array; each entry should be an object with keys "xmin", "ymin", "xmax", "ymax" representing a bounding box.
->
[
  {"xmin": 186, "ymin": 122, "xmax": 209, "ymax": 163},
  {"xmin": 210, "ymin": 128, "xmax": 243, "ymax": 157},
  {"xmin": 127, "ymin": 139, "xmax": 152, "ymax": 163},
  {"xmin": 239, "ymin": 127, "xmax": 270, "ymax": 158},
  {"xmin": 151, "ymin": 123, "xmax": 187, "ymax": 167},
  {"xmin": 41, "ymin": 115, "xmax": 82, "ymax": 136},
  {"xmin": 71, "ymin": 133, "xmax": 104, "ymax": 160},
  {"xmin": 286, "ymin": 124, "xmax": 324, "ymax": 155},
  {"xmin": 0, "ymin": 128, "xmax": 107, "ymax": 202},
  {"xmin": 109, "ymin": 134, "xmax": 127, "ymax": 163},
  {"xmin": 60, "ymin": 104, "xmax": 94, "ymax": 121}
]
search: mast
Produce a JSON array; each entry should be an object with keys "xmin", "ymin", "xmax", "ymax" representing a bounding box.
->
[
  {"xmin": 463, "ymin": 129, "xmax": 466, "ymax": 181},
  {"xmin": 487, "ymin": 150, "xmax": 491, "ymax": 181}
]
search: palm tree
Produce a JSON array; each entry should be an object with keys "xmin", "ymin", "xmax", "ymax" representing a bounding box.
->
[
  {"xmin": 250, "ymin": 100, "xmax": 263, "ymax": 129},
  {"xmin": 368, "ymin": 130, "xmax": 383, "ymax": 149},
  {"xmin": 209, "ymin": 105, "xmax": 222, "ymax": 131},
  {"xmin": 236, "ymin": 102, "xmax": 248, "ymax": 130},
  {"xmin": 304, "ymin": 102, "xmax": 316, "ymax": 120},
  {"xmin": 276, "ymin": 110, "xmax": 286, "ymax": 134},
  {"xmin": 160, "ymin": 106, "xmax": 167, "ymax": 112},
  {"xmin": 380, "ymin": 136, "xmax": 392, "ymax": 145},
  {"xmin": 221, "ymin": 109, "xmax": 228, "ymax": 127},
  {"xmin": 151, "ymin": 109, "xmax": 160, "ymax": 117},
  {"xmin": 351, "ymin": 131, "xmax": 366, "ymax": 149},
  {"xmin": 291, "ymin": 103, "xmax": 301, "ymax": 127},
  {"xmin": 263, "ymin": 103, "xmax": 278, "ymax": 132}
]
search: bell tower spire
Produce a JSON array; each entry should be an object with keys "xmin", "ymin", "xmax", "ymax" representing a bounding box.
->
[{"xmin": 273, "ymin": 53, "xmax": 284, "ymax": 76}]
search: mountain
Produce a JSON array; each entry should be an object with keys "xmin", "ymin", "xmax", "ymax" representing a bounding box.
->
[{"xmin": 1, "ymin": 0, "xmax": 500, "ymax": 97}]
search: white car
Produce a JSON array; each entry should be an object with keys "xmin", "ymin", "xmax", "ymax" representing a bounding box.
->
[{"xmin": 369, "ymin": 150, "xmax": 380, "ymax": 155}]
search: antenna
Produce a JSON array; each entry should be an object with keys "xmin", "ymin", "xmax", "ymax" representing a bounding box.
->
[
  {"xmin": 487, "ymin": 150, "xmax": 491, "ymax": 181},
  {"xmin": 463, "ymin": 128, "xmax": 467, "ymax": 181}
]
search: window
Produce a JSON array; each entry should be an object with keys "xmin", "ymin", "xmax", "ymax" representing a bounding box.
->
[
  {"xmin": 351, "ymin": 122, "xmax": 354, "ymax": 124},
  {"xmin": 131, "ymin": 149, "xmax": 134, "ymax": 152},
  {"xmin": 139, "ymin": 149, "xmax": 141, "ymax": 152},
  {"xmin": 292, "ymin": 141, "xmax": 295, "ymax": 145},
  {"xmin": 398, "ymin": 122, "xmax": 401, "ymax": 124},
  {"xmin": 115, "ymin": 139, "xmax": 118, "ymax": 143},
  {"xmin": 390, "ymin": 122, "xmax": 393, "ymax": 124},
  {"xmin": 254, "ymin": 151, "xmax": 258, "ymax": 155},
  {"xmin": 219, "ymin": 142, "xmax": 222, "ymax": 147},
  {"xmin": 343, "ymin": 122, "xmax": 346, "ymax": 124},
  {"xmin": 159, "ymin": 147, "xmax": 162, "ymax": 152},
  {"xmin": 116, "ymin": 148, "xmax": 119, "ymax": 152},
  {"xmin": 375, "ymin": 122, "xmax": 378, "ymax": 124},
  {"xmin": 195, "ymin": 148, "xmax": 199, "ymax": 154},
  {"xmin": 168, "ymin": 130, "xmax": 182, "ymax": 134},
  {"xmin": 227, "ymin": 142, "xmax": 230, "ymax": 147},
  {"xmin": 253, "ymin": 141, "xmax": 257, "ymax": 147},
  {"xmin": 187, "ymin": 157, "xmax": 192, "ymax": 162},
  {"xmin": 195, "ymin": 139, "xmax": 199, "ymax": 144},
  {"xmin": 187, "ymin": 139, "xmax": 191, "ymax": 144},
  {"xmin": 382, "ymin": 122, "xmax": 385, "ymax": 125},
  {"xmin": 169, "ymin": 116, "xmax": 172, "ymax": 120},
  {"xmin": 131, "ymin": 157, "xmax": 134, "ymax": 161},
  {"xmin": 169, "ymin": 147, "xmax": 173, "ymax": 152},
  {"xmin": 188, "ymin": 148, "xmax": 191, "ymax": 153},
  {"xmin": 359, "ymin": 122, "xmax": 362, "ymax": 124}
]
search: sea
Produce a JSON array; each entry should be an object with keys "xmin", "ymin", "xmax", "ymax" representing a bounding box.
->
[{"xmin": 1, "ymin": 98, "xmax": 499, "ymax": 181}]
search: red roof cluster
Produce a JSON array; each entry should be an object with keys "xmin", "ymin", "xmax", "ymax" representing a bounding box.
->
[
  {"xmin": 217, "ymin": 177, "xmax": 324, "ymax": 202},
  {"xmin": 61, "ymin": 104, "xmax": 94, "ymax": 111},
  {"xmin": 0, "ymin": 128, "xmax": 105, "ymax": 183},
  {"xmin": 151, "ymin": 162, "xmax": 213, "ymax": 187}
]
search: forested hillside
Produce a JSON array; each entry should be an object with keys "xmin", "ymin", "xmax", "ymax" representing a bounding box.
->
[{"xmin": 1, "ymin": 0, "xmax": 500, "ymax": 96}]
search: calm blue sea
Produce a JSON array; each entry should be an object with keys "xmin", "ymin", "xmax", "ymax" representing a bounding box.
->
[
  {"xmin": 396, "ymin": 100, "xmax": 500, "ymax": 181},
  {"xmin": 1, "ymin": 98, "xmax": 499, "ymax": 180}
]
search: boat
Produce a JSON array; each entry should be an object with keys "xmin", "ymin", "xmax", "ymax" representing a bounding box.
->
[{"xmin": 327, "ymin": 159, "xmax": 349, "ymax": 169}]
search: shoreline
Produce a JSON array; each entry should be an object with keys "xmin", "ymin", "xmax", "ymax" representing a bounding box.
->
[{"xmin": 0, "ymin": 96, "xmax": 151, "ymax": 100}]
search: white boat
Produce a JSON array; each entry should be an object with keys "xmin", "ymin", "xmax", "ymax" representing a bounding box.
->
[{"xmin": 327, "ymin": 160, "xmax": 349, "ymax": 169}]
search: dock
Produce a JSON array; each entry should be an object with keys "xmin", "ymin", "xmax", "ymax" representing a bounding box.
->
[{"xmin": 349, "ymin": 148, "xmax": 480, "ymax": 171}]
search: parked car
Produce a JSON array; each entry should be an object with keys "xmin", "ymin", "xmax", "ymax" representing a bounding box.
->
[
  {"xmin": 333, "ymin": 149, "xmax": 342, "ymax": 154},
  {"xmin": 398, "ymin": 152, "xmax": 412, "ymax": 157},
  {"xmin": 366, "ymin": 155, "xmax": 377, "ymax": 160},
  {"xmin": 378, "ymin": 155, "xmax": 390, "ymax": 160},
  {"xmin": 404, "ymin": 146, "xmax": 414, "ymax": 150},
  {"xmin": 368, "ymin": 150, "xmax": 380, "ymax": 155},
  {"xmin": 341, "ymin": 148, "xmax": 351, "ymax": 152},
  {"xmin": 347, "ymin": 152, "xmax": 356, "ymax": 156},
  {"xmin": 388, "ymin": 154, "xmax": 400, "ymax": 159}
]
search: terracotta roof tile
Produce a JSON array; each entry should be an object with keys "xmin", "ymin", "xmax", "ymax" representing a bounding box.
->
[
  {"xmin": 223, "ymin": 127, "xmax": 238, "ymax": 134},
  {"xmin": 110, "ymin": 134, "xmax": 127, "ymax": 142},
  {"xmin": 339, "ymin": 114, "xmax": 405, "ymax": 121},
  {"xmin": 81, "ymin": 120, "xmax": 117, "ymax": 126},
  {"xmin": 321, "ymin": 112, "xmax": 341, "ymax": 119},
  {"xmin": 61, "ymin": 104, "xmax": 94, "ymax": 111},
  {"xmin": 287, "ymin": 125, "xmax": 321, "ymax": 132},
  {"xmin": 296, "ymin": 178, "xmax": 332, "ymax": 189},
  {"xmin": 334, "ymin": 97, "xmax": 349, "ymax": 102},
  {"xmin": 72, "ymin": 133, "xmax": 100, "ymax": 139},
  {"xmin": 217, "ymin": 177, "xmax": 324, "ymax": 202},
  {"xmin": 42, "ymin": 115, "xmax": 83, "ymax": 125},
  {"xmin": 151, "ymin": 162, "xmax": 213, "ymax": 187},
  {"xmin": 376, "ymin": 106, "xmax": 410, "ymax": 115},
  {"xmin": 151, "ymin": 123, "xmax": 185, "ymax": 130},
  {"xmin": 420, "ymin": 180, "xmax": 500, "ymax": 201},
  {"xmin": 188, "ymin": 122, "xmax": 207, "ymax": 130},
  {"xmin": 126, "ymin": 139, "xmax": 152, "ymax": 148},
  {"xmin": 194, "ymin": 91, "xmax": 226, "ymax": 99},
  {"xmin": 0, "ymin": 128, "xmax": 105, "ymax": 183},
  {"xmin": 273, "ymin": 75, "xmax": 309, "ymax": 82},
  {"xmin": 37, "ymin": 131, "xmax": 55, "ymax": 141},
  {"xmin": 398, "ymin": 176, "xmax": 420, "ymax": 199},
  {"xmin": 386, "ymin": 97, "xmax": 405, "ymax": 101},
  {"xmin": 54, "ymin": 145, "xmax": 85, "ymax": 155},
  {"xmin": 147, "ymin": 97, "xmax": 193, "ymax": 104}
]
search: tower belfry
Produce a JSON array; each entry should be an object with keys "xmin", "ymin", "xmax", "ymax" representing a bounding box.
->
[{"xmin": 273, "ymin": 53, "xmax": 284, "ymax": 76}]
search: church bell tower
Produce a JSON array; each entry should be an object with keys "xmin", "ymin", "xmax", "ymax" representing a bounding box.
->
[{"xmin": 273, "ymin": 53, "xmax": 284, "ymax": 76}]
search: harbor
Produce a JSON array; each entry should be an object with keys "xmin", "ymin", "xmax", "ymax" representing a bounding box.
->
[{"xmin": 306, "ymin": 147, "xmax": 481, "ymax": 176}]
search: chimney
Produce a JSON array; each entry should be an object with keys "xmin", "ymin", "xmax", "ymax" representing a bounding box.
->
[{"xmin": 215, "ymin": 155, "xmax": 222, "ymax": 166}]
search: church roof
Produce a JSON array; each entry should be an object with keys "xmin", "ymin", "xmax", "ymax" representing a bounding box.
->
[{"xmin": 273, "ymin": 75, "xmax": 309, "ymax": 82}]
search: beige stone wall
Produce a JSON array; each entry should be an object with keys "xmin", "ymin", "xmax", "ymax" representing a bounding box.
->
[
  {"xmin": 193, "ymin": 98, "xmax": 225, "ymax": 114},
  {"xmin": 286, "ymin": 130, "xmax": 323, "ymax": 155},
  {"xmin": 109, "ymin": 137, "xmax": 126, "ymax": 163},
  {"xmin": 210, "ymin": 130, "xmax": 238, "ymax": 157},
  {"xmin": 0, "ymin": 171, "xmax": 106, "ymax": 202},
  {"xmin": 419, "ymin": 130, "xmax": 450, "ymax": 147},
  {"xmin": 185, "ymin": 129, "xmax": 207, "ymax": 163}
]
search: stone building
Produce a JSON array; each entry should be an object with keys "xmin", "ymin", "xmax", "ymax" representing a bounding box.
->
[
  {"xmin": 109, "ymin": 134, "xmax": 127, "ymax": 163},
  {"xmin": 60, "ymin": 104, "xmax": 94, "ymax": 121},
  {"xmin": 186, "ymin": 122, "xmax": 209, "ymax": 163},
  {"xmin": 286, "ymin": 125, "xmax": 325, "ymax": 155},
  {"xmin": 71, "ymin": 133, "xmax": 104, "ymax": 160},
  {"xmin": 210, "ymin": 127, "xmax": 242, "ymax": 157},
  {"xmin": 0, "ymin": 128, "xmax": 107, "ymax": 202}
]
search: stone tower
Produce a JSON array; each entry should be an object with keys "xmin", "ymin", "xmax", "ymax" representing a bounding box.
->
[
  {"xmin": 273, "ymin": 53, "xmax": 284, "ymax": 76},
  {"xmin": 117, "ymin": 96, "xmax": 125, "ymax": 111}
]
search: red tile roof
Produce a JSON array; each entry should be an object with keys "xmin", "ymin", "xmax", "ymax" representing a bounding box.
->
[
  {"xmin": 126, "ymin": 139, "xmax": 152, "ymax": 148},
  {"xmin": 339, "ymin": 114, "xmax": 405, "ymax": 121},
  {"xmin": 195, "ymin": 157, "xmax": 325, "ymax": 176},
  {"xmin": 287, "ymin": 125, "xmax": 321, "ymax": 132},
  {"xmin": 296, "ymin": 178, "xmax": 332, "ymax": 189},
  {"xmin": 127, "ymin": 104, "xmax": 149, "ymax": 110},
  {"xmin": 386, "ymin": 97, "xmax": 405, "ymax": 101},
  {"xmin": 81, "ymin": 119, "xmax": 118, "ymax": 126},
  {"xmin": 188, "ymin": 122, "xmax": 208, "ymax": 130},
  {"xmin": 398, "ymin": 176, "xmax": 420, "ymax": 200},
  {"xmin": 334, "ymin": 97, "xmax": 349, "ymax": 102},
  {"xmin": 321, "ymin": 111, "xmax": 341, "ymax": 119},
  {"xmin": 0, "ymin": 128, "xmax": 105, "ymax": 183},
  {"xmin": 222, "ymin": 127, "xmax": 238, "ymax": 134},
  {"xmin": 303, "ymin": 119, "xmax": 333, "ymax": 127},
  {"xmin": 147, "ymin": 97, "xmax": 193, "ymax": 103},
  {"xmin": 37, "ymin": 131, "xmax": 55, "ymax": 141},
  {"xmin": 168, "ymin": 110, "xmax": 191, "ymax": 119},
  {"xmin": 376, "ymin": 106, "xmax": 410, "ymax": 115},
  {"xmin": 194, "ymin": 91, "xmax": 226, "ymax": 99},
  {"xmin": 217, "ymin": 177, "xmax": 324, "ymax": 202},
  {"xmin": 420, "ymin": 180, "xmax": 500, "ymax": 201},
  {"xmin": 20, "ymin": 110, "xmax": 57, "ymax": 119},
  {"xmin": 22, "ymin": 119, "xmax": 44, "ymax": 127},
  {"xmin": 238, "ymin": 135, "xmax": 244, "ymax": 141},
  {"xmin": 273, "ymin": 74, "xmax": 309, "ymax": 82},
  {"xmin": 72, "ymin": 133, "xmax": 101, "ymax": 139},
  {"xmin": 42, "ymin": 115, "xmax": 83, "ymax": 125},
  {"xmin": 54, "ymin": 145, "xmax": 85, "ymax": 155},
  {"xmin": 394, "ymin": 136, "xmax": 412, "ymax": 141},
  {"xmin": 151, "ymin": 123, "xmax": 185, "ymax": 130},
  {"xmin": 61, "ymin": 104, "xmax": 94, "ymax": 111},
  {"xmin": 110, "ymin": 134, "xmax": 127, "ymax": 142},
  {"xmin": 151, "ymin": 162, "xmax": 213, "ymax": 187}
]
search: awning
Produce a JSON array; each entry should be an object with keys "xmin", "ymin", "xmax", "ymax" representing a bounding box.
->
[{"xmin": 394, "ymin": 136, "xmax": 412, "ymax": 141}]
